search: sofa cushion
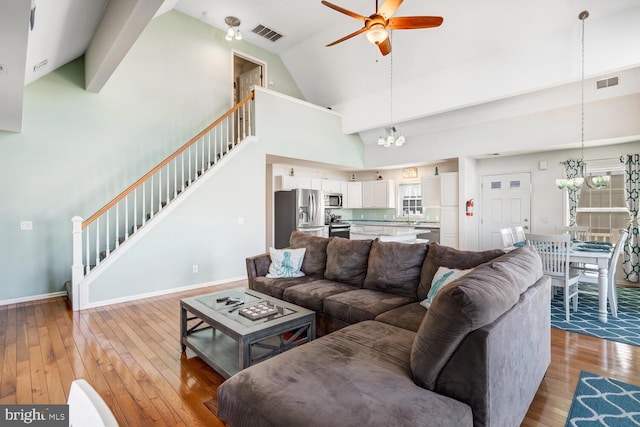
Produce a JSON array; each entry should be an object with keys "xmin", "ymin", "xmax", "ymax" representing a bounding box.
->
[
  {"xmin": 217, "ymin": 320, "xmax": 473, "ymax": 427},
  {"xmin": 374, "ymin": 302, "xmax": 426, "ymax": 332},
  {"xmin": 324, "ymin": 238, "xmax": 373, "ymax": 287},
  {"xmin": 289, "ymin": 231, "xmax": 330, "ymax": 278},
  {"xmin": 363, "ymin": 240, "xmax": 428, "ymax": 299},
  {"xmin": 252, "ymin": 275, "xmax": 317, "ymax": 299},
  {"xmin": 323, "ymin": 289, "xmax": 415, "ymax": 325},
  {"xmin": 417, "ymin": 242, "xmax": 505, "ymax": 300},
  {"xmin": 283, "ymin": 280, "xmax": 359, "ymax": 312},
  {"xmin": 410, "ymin": 245, "xmax": 543, "ymax": 390}
]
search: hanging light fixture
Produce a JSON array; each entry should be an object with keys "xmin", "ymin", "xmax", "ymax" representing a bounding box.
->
[
  {"xmin": 556, "ymin": 11, "xmax": 610, "ymax": 190},
  {"xmin": 224, "ymin": 16, "xmax": 242, "ymax": 41},
  {"xmin": 377, "ymin": 32, "xmax": 405, "ymax": 148}
]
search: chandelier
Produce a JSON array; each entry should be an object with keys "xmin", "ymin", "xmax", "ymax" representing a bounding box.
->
[
  {"xmin": 378, "ymin": 127, "xmax": 405, "ymax": 147},
  {"xmin": 377, "ymin": 32, "xmax": 405, "ymax": 148},
  {"xmin": 224, "ymin": 16, "xmax": 242, "ymax": 41},
  {"xmin": 556, "ymin": 11, "xmax": 610, "ymax": 191}
]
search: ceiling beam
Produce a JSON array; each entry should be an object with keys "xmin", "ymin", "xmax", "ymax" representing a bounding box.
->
[
  {"xmin": 0, "ymin": 0, "xmax": 30, "ymax": 132},
  {"xmin": 84, "ymin": 0, "xmax": 164, "ymax": 93}
]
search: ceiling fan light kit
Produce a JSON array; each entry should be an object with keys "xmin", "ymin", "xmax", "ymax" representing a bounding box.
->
[{"xmin": 366, "ymin": 24, "xmax": 388, "ymax": 44}]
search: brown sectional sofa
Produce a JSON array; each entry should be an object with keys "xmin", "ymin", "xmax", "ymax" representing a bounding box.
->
[{"xmin": 218, "ymin": 231, "xmax": 551, "ymax": 427}]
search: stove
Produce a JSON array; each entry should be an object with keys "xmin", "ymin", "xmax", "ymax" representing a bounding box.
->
[{"xmin": 328, "ymin": 221, "xmax": 350, "ymax": 239}]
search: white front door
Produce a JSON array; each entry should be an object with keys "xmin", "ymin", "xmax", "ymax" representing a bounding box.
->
[{"xmin": 480, "ymin": 172, "xmax": 532, "ymax": 250}]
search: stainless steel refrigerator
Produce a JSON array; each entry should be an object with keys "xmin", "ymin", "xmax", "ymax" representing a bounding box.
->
[{"xmin": 274, "ymin": 189, "xmax": 324, "ymax": 248}]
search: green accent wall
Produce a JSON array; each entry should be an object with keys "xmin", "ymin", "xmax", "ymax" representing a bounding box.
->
[{"xmin": 0, "ymin": 10, "xmax": 349, "ymax": 302}]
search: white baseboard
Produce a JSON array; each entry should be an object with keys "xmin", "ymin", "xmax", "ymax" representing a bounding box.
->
[
  {"xmin": 0, "ymin": 291, "xmax": 67, "ymax": 307},
  {"xmin": 81, "ymin": 276, "xmax": 247, "ymax": 310}
]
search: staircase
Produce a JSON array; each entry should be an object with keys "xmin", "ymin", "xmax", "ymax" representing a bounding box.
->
[{"xmin": 67, "ymin": 91, "xmax": 255, "ymax": 310}]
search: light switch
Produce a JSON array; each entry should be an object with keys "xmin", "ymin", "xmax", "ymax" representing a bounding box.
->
[{"xmin": 20, "ymin": 221, "xmax": 33, "ymax": 231}]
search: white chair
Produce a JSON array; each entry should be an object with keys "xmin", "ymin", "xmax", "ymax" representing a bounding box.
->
[
  {"xmin": 575, "ymin": 228, "xmax": 629, "ymax": 317},
  {"xmin": 512, "ymin": 226, "xmax": 526, "ymax": 244},
  {"xmin": 500, "ymin": 227, "xmax": 515, "ymax": 248},
  {"xmin": 556, "ymin": 226, "xmax": 590, "ymax": 241},
  {"xmin": 526, "ymin": 233, "xmax": 581, "ymax": 321},
  {"xmin": 68, "ymin": 379, "xmax": 119, "ymax": 427}
]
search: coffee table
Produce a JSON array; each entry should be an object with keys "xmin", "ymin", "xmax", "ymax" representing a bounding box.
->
[{"xmin": 180, "ymin": 288, "xmax": 316, "ymax": 378}]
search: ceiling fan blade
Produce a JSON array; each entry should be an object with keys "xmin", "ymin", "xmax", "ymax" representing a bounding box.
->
[
  {"xmin": 326, "ymin": 26, "xmax": 368, "ymax": 46},
  {"xmin": 377, "ymin": 0, "xmax": 403, "ymax": 19},
  {"xmin": 321, "ymin": 1, "xmax": 367, "ymax": 21},
  {"xmin": 387, "ymin": 16, "xmax": 443, "ymax": 30},
  {"xmin": 377, "ymin": 37, "xmax": 391, "ymax": 56}
]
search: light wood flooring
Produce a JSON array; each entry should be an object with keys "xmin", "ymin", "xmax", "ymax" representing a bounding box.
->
[{"xmin": 1, "ymin": 281, "xmax": 638, "ymax": 426}]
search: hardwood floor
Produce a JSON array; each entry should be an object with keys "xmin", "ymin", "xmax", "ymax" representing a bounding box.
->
[{"xmin": 1, "ymin": 282, "xmax": 638, "ymax": 426}]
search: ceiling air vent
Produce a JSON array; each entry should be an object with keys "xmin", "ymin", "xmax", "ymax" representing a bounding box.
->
[
  {"xmin": 596, "ymin": 76, "xmax": 619, "ymax": 89},
  {"xmin": 251, "ymin": 24, "xmax": 284, "ymax": 42}
]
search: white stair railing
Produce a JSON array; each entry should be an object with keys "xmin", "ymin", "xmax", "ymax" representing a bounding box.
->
[{"xmin": 70, "ymin": 91, "xmax": 254, "ymax": 310}]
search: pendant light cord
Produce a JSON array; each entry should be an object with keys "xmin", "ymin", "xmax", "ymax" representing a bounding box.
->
[{"xmin": 580, "ymin": 13, "xmax": 585, "ymax": 163}]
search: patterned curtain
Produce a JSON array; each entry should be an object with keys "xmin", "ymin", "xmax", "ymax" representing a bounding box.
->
[
  {"xmin": 620, "ymin": 154, "xmax": 639, "ymax": 282},
  {"xmin": 565, "ymin": 159, "xmax": 583, "ymax": 226}
]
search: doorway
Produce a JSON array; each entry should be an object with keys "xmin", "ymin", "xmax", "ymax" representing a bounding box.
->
[
  {"xmin": 479, "ymin": 172, "xmax": 532, "ymax": 250},
  {"xmin": 232, "ymin": 52, "xmax": 265, "ymax": 141}
]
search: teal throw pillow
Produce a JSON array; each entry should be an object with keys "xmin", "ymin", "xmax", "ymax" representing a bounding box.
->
[
  {"xmin": 266, "ymin": 248, "xmax": 306, "ymax": 278},
  {"xmin": 420, "ymin": 266, "xmax": 472, "ymax": 309}
]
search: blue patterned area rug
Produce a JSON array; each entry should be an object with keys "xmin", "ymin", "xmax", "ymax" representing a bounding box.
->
[
  {"xmin": 551, "ymin": 286, "xmax": 640, "ymax": 347},
  {"xmin": 566, "ymin": 371, "xmax": 640, "ymax": 426}
]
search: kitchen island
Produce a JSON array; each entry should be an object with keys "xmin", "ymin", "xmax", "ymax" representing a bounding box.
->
[{"xmin": 350, "ymin": 224, "xmax": 419, "ymax": 243}]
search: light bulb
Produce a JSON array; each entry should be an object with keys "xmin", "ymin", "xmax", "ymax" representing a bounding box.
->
[
  {"xmin": 365, "ymin": 24, "xmax": 388, "ymax": 44},
  {"xmin": 227, "ymin": 27, "xmax": 235, "ymax": 38},
  {"xmin": 395, "ymin": 135, "xmax": 405, "ymax": 146},
  {"xmin": 235, "ymin": 29, "xmax": 242, "ymax": 40},
  {"xmin": 377, "ymin": 136, "xmax": 385, "ymax": 145}
]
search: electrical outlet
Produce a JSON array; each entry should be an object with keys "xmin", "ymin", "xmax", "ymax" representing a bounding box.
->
[
  {"xmin": 20, "ymin": 221, "xmax": 33, "ymax": 231},
  {"xmin": 192, "ymin": 265, "xmax": 198, "ymax": 273},
  {"xmin": 360, "ymin": 214, "xmax": 364, "ymax": 219}
]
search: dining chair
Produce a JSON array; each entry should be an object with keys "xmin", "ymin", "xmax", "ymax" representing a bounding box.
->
[
  {"xmin": 525, "ymin": 233, "xmax": 580, "ymax": 321},
  {"xmin": 556, "ymin": 226, "xmax": 590, "ymax": 241},
  {"xmin": 500, "ymin": 227, "xmax": 515, "ymax": 248},
  {"xmin": 511, "ymin": 226, "xmax": 526, "ymax": 244},
  {"xmin": 68, "ymin": 379, "xmax": 119, "ymax": 427},
  {"xmin": 575, "ymin": 228, "xmax": 629, "ymax": 317}
]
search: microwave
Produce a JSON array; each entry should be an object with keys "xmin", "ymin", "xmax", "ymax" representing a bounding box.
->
[{"xmin": 324, "ymin": 193, "xmax": 343, "ymax": 208}]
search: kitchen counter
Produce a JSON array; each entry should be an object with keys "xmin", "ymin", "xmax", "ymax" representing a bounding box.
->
[
  {"xmin": 348, "ymin": 220, "xmax": 440, "ymax": 228},
  {"xmin": 350, "ymin": 224, "xmax": 419, "ymax": 243}
]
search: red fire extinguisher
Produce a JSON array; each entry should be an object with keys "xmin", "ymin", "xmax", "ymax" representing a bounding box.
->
[{"xmin": 466, "ymin": 199, "xmax": 474, "ymax": 216}]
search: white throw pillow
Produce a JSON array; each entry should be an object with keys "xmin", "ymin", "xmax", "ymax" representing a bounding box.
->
[
  {"xmin": 420, "ymin": 266, "xmax": 472, "ymax": 309},
  {"xmin": 266, "ymin": 248, "xmax": 307, "ymax": 278}
]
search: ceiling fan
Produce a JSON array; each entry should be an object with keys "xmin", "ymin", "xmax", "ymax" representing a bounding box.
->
[{"xmin": 321, "ymin": 0, "xmax": 443, "ymax": 56}]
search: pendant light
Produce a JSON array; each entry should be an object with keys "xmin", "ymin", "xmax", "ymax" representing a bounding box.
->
[
  {"xmin": 377, "ymin": 32, "xmax": 405, "ymax": 148},
  {"xmin": 556, "ymin": 11, "xmax": 610, "ymax": 190}
]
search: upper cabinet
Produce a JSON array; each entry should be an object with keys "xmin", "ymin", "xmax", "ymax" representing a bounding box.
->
[
  {"xmin": 274, "ymin": 175, "xmax": 321, "ymax": 191},
  {"xmin": 421, "ymin": 176, "xmax": 441, "ymax": 208},
  {"xmin": 440, "ymin": 172, "xmax": 459, "ymax": 206},
  {"xmin": 344, "ymin": 182, "xmax": 362, "ymax": 209},
  {"xmin": 362, "ymin": 180, "xmax": 395, "ymax": 209}
]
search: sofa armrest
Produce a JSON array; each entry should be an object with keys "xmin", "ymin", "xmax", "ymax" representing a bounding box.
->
[
  {"xmin": 246, "ymin": 253, "xmax": 271, "ymax": 289},
  {"xmin": 434, "ymin": 275, "xmax": 551, "ymax": 427}
]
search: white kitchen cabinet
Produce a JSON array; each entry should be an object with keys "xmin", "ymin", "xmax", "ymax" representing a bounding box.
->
[
  {"xmin": 345, "ymin": 182, "xmax": 362, "ymax": 208},
  {"xmin": 421, "ymin": 176, "xmax": 441, "ymax": 208},
  {"xmin": 309, "ymin": 178, "xmax": 322, "ymax": 190},
  {"xmin": 321, "ymin": 180, "xmax": 342, "ymax": 193},
  {"xmin": 440, "ymin": 206, "xmax": 459, "ymax": 248},
  {"xmin": 274, "ymin": 175, "xmax": 297, "ymax": 191},
  {"xmin": 440, "ymin": 172, "xmax": 459, "ymax": 206},
  {"xmin": 362, "ymin": 180, "xmax": 395, "ymax": 208}
]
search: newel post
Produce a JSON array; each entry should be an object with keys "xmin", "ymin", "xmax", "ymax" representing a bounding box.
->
[{"xmin": 71, "ymin": 216, "xmax": 84, "ymax": 311}]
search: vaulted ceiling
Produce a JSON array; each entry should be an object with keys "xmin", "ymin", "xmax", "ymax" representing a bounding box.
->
[{"xmin": 2, "ymin": 0, "xmax": 640, "ymax": 153}]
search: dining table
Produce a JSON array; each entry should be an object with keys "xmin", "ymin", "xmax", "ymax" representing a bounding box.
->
[{"xmin": 570, "ymin": 243, "xmax": 614, "ymax": 323}]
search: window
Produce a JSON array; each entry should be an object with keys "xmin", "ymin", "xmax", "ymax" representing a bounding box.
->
[
  {"xmin": 397, "ymin": 183, "xmax": 423, "ymax": 217},
  {"xmin": 576, "ymin": 174, "xmax": 630, "ymax": 242}
]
